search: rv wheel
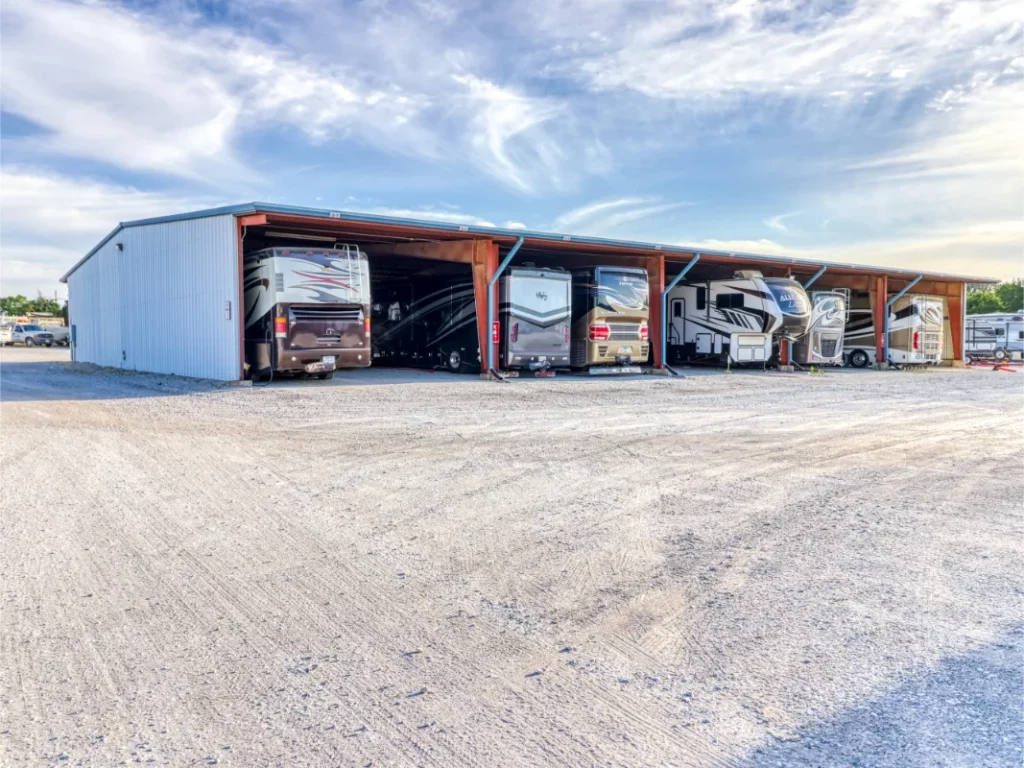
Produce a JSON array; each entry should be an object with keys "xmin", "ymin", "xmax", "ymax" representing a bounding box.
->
[
  {"xmin": 447, "ymin": 350, "xmax": 463, "ymax": 372},
  {"xmin": 849, "ymin": 349, "xmax": 869, "ymax": 368},
  {"xmin": 994, "ymin": 347, "xmax": 1008, "ymax": 361},
  {"xmin": 317, "ymin": 371, "xmax": 334, "ymax": 380}
]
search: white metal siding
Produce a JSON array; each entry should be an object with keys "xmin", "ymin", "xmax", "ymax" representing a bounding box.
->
[{"xmin": 68, "ymin": 215, "xmax": 240, "ymax": 380}]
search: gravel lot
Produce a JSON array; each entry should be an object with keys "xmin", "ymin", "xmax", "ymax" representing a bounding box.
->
[{"xmin": 2, "ymin": 347, "xmax": 1022, "ymax": 767}]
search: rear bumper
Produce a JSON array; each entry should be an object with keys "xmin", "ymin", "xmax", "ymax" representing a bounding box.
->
[
  {"xmin": 505, "ymin": 351, "xmax": 571, "ymax": 369},
  {"xmin": 276, "ymin": 347, "xmax": 370, "ymax": 372},
  {"xmin": 247, "ymin": 340, "xmax": 371, "ymax": 373},
  {"xmin": 583, "ymin": 342, "xmax": 649, "ymax": 367}
]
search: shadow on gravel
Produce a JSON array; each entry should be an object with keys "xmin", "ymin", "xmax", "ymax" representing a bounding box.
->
[
  {"xmin": 0, "ymin": 361, "xmax": 219, "ymax": 402},
  {"xmin": 740, "ymin": 628, "xmax": 1024, "ymax": 768}
]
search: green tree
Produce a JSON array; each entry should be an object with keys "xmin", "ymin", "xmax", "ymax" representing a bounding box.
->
[
  {"xmin": 27, "ymin": 295, "xmax": 61, "ymax": 315},
  {"xmin": 994, "ymin": 279, "xmax": 1024, "ymax": 312},
  {"xmin": 0, "ymin": 295, "xmax": 30, "ymax": 316},
  {"xmin": 967, "ymin": 289, "xmax": 1001, "ymax": 314}
]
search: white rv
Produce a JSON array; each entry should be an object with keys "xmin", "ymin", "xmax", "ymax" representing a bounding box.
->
[
  {"xmin": 844, "ymin": 292, "xmax": 944, "ymax": 367},
  {"xmin": 965, "ymin": 313, "xmax": 1024, "ymax": 361},
  {"xmin": 666, "ymin": 271, "xmax": 784, "ymax": 365},
  {"xmin": 793, "ymin": 290, "xmax": 848, "ymax": 366}
]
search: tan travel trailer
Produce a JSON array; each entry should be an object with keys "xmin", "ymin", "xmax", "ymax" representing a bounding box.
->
[
  {"xmin": 569, "ymin": 267, "xmax": 650, "ymax": 371},
  {"xmin": 844, "ymin": 292, "xmax": 944, "ymax": 367}
]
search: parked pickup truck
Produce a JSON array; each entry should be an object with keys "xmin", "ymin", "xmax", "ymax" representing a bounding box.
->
[
  {"xmin": 45, "ymin": 326, "xmax": 71, "ymax": 345},
  {"xmin": 9, "ymin": 324, "xmax": 55, "ymax": 346}
]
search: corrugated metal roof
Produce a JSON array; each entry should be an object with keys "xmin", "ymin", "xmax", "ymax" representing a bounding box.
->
[{"xmin": 61, "ymin": 201, "xmax": 1000, "ymax": 283}]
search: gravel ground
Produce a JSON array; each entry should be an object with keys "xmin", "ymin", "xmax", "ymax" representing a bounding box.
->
[{"xmin": 1, "ymin": 347, "xmax": 1022, "ymax": 768}]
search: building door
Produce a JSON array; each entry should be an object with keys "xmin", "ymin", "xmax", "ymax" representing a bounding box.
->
[{"xmin": 670, "ymin": 299, "xmax": 685, "ymax": 346}]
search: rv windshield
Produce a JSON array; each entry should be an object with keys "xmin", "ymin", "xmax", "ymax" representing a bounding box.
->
[
  {"xmin": 767, "ymin": 282, "xmax": 810, "ymax": 317},
  {"xmin": 597, "ymin": 271, "xmax": 649, "ymax": 313}
]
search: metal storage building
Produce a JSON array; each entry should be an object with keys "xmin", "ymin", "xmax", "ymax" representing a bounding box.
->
[{"xmin": 62, "ymin": 202, "xmax": 996, "ymax": 381}]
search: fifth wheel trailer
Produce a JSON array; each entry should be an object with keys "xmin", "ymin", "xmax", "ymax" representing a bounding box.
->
[{"xmin": 666, "ymin": 271, "xmax": 784, "ymax": 366}]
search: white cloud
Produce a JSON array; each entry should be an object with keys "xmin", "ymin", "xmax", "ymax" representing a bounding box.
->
[
  {"xmin": 764, "ymin": 212, "xmax": 801, "ymax": 234},
  {"xmin": 533, "ymin": 0, "xmax": 1019, "ymax": 114},
  {"xmin": 553, "ymin": 197, "xmax": 692, "ymax": 235},
  {"xmin": 690, "ymin": 223, "xmax": 1024, "ymax": 281},
  {"xmin": 0, "ymin": 169, "xmax": 219, "ymax": 295},
  {"xmin": 0, "ymin": 0, "xmax": 604, "ymax": 193},
  {"xmin": 553, "ymin": 197, "xmax": 652, "ymax": 231},
  {"xmin": 349, "ymin": 206, "xmax": 497, "ymax": 227}
]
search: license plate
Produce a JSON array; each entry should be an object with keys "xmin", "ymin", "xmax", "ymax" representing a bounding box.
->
[
  {"xmin": 618, "ymin": 346, "xmax": 632, "ymax": 354},
  {"xmin": 322, "ymin": 355, "xmax": 336, "ymax": 364}
]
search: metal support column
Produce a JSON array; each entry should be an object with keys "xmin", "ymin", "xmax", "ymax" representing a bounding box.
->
[
  {"xmin": 883, "ymin": 274, "xmax": 922, "ymax": 363},
  {"xmin": 661, "ymin": 254, "xmax": 701, "ymax": 375},
  {"xmin": 487, "ymin": 237, "xmax": 524, "ymax": 378},
  {"xmin": 804, "ymin": 265, "xmax": 827, "ymax": 288}
]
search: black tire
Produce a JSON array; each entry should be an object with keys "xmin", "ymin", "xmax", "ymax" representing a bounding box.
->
[
  {"xmin": 964, "ymin": 354, "xmax": 974, "ymax": 365},
  {"xmin": 25, "ymin": 338, "xmax": 34, "ymax": 347},
  {"xmin": 447, "ymin": 349, "xmax": 464, "ymax": 373},
  {"xmin": 849, "ymin": 349, "xmax": 870, "ymax": 368},
  {"xmin": 45, "ymin": 343, "xmax": 53, "ymax": 347},
  {"xmin": 317, "ymin": 371, "xmax": 334, "ymax": 380},
  {"xmin": 994, "ymin": 347, "xmax": 1008, "ymax": 361}
]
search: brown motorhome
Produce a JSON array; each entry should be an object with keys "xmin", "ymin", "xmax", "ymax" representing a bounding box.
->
[
  {"xmin": 243, "ymin": 246, "xmax": 371, "ymax": 379},
  {"xmin": 569, "ymin": 266, "xmax": 650, "ymax": 369}
]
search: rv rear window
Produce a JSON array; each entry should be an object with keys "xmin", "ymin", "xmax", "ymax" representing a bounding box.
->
[
  {"xmin": 696, "ymin": 288, "xmax": 706, "ymax": 311},
  {"xmin": 995, "ymin": 328, "xmax": 1005, "ymax": 336},
  {"xmin": 717, "ymin": 294, "xmax": 744, "ymax": 310}
]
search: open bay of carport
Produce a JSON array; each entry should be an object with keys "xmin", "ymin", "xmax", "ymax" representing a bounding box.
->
[{"xmin": 1, "ymin": 346, "xmax": 1021, "ymax": 768}]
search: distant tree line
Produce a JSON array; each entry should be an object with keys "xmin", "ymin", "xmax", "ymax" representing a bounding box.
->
[
  {"xmin": 966, "ymin": 279, "xmax": 1024, "ymax": 315},
  {"xmin": 0, "ymin": 293, "xmax": 66, "ymax": 318}
]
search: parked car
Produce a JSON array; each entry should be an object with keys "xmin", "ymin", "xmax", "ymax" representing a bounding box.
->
[
  {"xmin": 45, "ymin": 326, "xmax": 71, "ymax": 346},
  {"xmin": 10, "ymin": 324, "xmax": 55, "ymax": 346}
]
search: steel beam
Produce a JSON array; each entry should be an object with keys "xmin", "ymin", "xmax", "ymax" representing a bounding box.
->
[
  {"xmin": 883, "ymin": 275, "xmax": 922, "ymax": 363},
  {"xmin": 661, "ymin": 254, "xmax": 701, "ymax": 375},
  {"xmin": 486, "ymin": 237, "xmax": 524, "ymax": 377},
  {"xmin": 804, "ymin": 265, "xmax": 827, "ymax": 288}
]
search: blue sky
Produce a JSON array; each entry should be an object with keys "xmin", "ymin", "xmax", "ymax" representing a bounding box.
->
[{"xmin": 1, "ymin": 0, "xmax": 1021, "ymax": 297}]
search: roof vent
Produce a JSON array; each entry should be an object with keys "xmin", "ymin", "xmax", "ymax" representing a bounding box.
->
[{"xmin": 734, "ymin": 270, "xmax": 763, "ymax": 279}]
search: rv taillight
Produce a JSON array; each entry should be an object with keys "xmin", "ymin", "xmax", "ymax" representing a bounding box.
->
[
  {"xmin": 913, "ymin": 331, "xmax": 920, "ymax": 350},
  {"xmin": 510, "ymin": 323, "xmax": 519, "ymax": 343},
  {"xmin": 274, "ymin": 316, "xmax": 288, "ymax": 338},
  {"xmin": 639, "ymin": 322, "xmax": 649, "ymax": 341},
  {"xmin": 364, "ymin": 317, "xmax": 371, "ymax": 337},
  {"xmin": 589, "ymin": 323, "xmax": 610, "ymax": 341},
  {"xmin": 492, "ymin": 321, "xmax": 500, "ymax": 343},
  {"xmin": 564, "ymin": 325, "xmax": 570, "ymax": 343}
]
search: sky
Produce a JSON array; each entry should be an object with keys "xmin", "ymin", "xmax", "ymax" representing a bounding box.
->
[{"xmin": 1, "ymin": 0, "xmax": 1021, "ymax": 298}]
